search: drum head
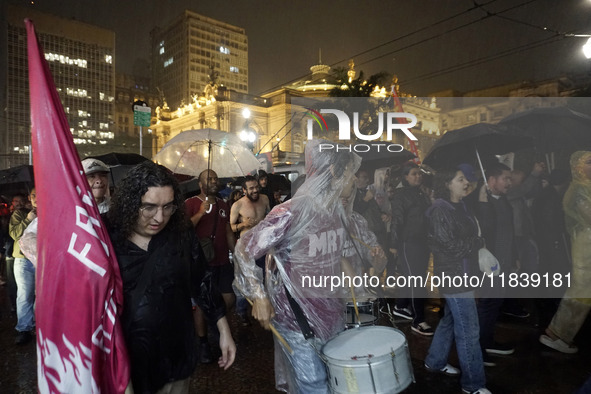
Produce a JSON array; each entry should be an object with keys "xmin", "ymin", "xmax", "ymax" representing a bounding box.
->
[
  {"xmin": 323, "ymin": 326, "xmax": 406, "ymax": 361},
  {"xmin": 346, "ymin": 313, "xmax": 376, "ymax": 324}
]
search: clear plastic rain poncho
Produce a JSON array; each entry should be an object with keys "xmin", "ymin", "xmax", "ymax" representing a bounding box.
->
[
  {"xmin": 233, "ymin": 139, "xmax": 386, "ymax": 392},
  {"xmin": 562, "ymin": 151, "xmax": 591, "ymax": 302}
]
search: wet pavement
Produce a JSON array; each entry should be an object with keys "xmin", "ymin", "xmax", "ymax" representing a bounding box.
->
[{"xmin": 1, "ymin": 287, "xmax": 590, "ymax": 393}]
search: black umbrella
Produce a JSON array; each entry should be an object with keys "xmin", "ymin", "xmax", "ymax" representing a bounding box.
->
[
  {"xmin": 87, "ymin": 152, "xmax": 149, "ymax": 187},
  {"xmin": 499, "ymin": 106, "xmax": 591, "ymax": 154},
  {"xmin": 89, "ymin": 152, "xmax": 149, "ymax": 166},
  {"xmin": 0, "ymin": 164, "xmax": 34, "ymax": 185},
  {"xmin": 355, "ymin": 143, "xmax": 416, "ymax": 174},
  {"xmin": 423, "ymin": 123, "xmax": 533, "ymax": 179}
]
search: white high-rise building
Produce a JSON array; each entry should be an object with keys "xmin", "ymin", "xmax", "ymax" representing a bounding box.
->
[{"xmin": 150, "ymin": 10, "xmax": 248, "ymax": 110}]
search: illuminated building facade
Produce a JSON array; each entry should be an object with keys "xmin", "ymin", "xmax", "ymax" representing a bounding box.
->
[
  {"xmin": 150, "ymin": 10, "xmax": 248, "ymax": 111},
  {"xmin": 2, "ymin": 5, "xmax": 116, "ymax": 169}
]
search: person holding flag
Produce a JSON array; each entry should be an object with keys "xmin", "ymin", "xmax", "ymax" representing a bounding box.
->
[{"xmin": 27, "ymin": 18, "xmax": 130, "ymax": 392}]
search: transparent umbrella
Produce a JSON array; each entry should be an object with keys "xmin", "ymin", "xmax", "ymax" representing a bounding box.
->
[{"xmin": 153, "ymin": 128, "xmax": 261, "ymax": 178}]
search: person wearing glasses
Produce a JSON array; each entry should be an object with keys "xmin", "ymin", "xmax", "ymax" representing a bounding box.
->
[{"xmin": 105, "ymin": 161, "xmax": 235, "ymax": 394}]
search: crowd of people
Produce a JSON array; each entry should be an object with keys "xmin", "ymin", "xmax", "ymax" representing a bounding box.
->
[{"xmin": 0, "ymin": 145, "xmax": 589, "ymax": 394}]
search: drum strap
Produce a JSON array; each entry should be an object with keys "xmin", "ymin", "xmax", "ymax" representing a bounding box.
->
[{"xmin": 284, "ymin": 285, "xmax": 315, "ymax": 340}]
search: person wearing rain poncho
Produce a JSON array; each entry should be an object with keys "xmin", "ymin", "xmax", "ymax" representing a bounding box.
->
[
  {"xmin": 539, "ymin": 151, "xmax": 591, "ymax": 354},
  {"xmin": 233, "ymin": 139, "xmax": 386, "ymax": 393}
]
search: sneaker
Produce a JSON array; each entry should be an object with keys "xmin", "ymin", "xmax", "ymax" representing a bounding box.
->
[
  {"xmin": 424, "ymin": 362, "xmax": 460, "ymax": 376},
  {"xmin": 15, "ymin": 331, "xmax": 32, "ymax": 346},
  {"xmin": 539, "ymin": 334, "xmax": 578, "ymax": 354},
  {"xmin": 412, "ymin": 322, "xmax": 434, "ymax": 336},
  {"xmin": 485, "ymin": 342, "xmax": 514, "ymax": 355},
  {"xmin": 198, "ymin": 342, "xmax": 213, "ymax": 364},
  {"xmin": 482, "ymin": 353, "xmax": 497, "ymax": 367},
  {"xmin": 393, "ymin": 306, "xmax": 413, "ymax": 320},
  {"xmin": 462, "ymin": 388, "xmax": 492, "ymax": 394}
]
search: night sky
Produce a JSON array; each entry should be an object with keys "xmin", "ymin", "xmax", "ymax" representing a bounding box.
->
[{"xmin": 9, "ymin": 0, "xmax": 591, "ymax": 96}]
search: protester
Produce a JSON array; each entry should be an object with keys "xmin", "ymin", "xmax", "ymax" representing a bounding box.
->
[
  {"xmin": 424, "ymin": 167, "xmax": 489, "ymax": 394},
  {"xmin": 531, "ymin": 169, "xmax": 571, "ymax": 327},
  {"xmin": 388, "ymin": 161, "xmax": 434, "ymax": 335},
  {"xmin": 258, "ymin": 170, "xmax": 276, "ymax": 209},
  {"xmin": 353, "ymin": 169, "xmax": 388, "ymax": 253},
  {"xmin": 3, "ymin": 193, "xmax": 26, "ymax": 313},
  {"xmin": 9, "ymin": 188, "xmax": 36, "ymax": 345},
  {"xmin": 506, "ymin": 163, "xmax": 545, "ymax": 275},
  {"xmin": 105, "ymin": 161, "xmax": 235, "ymax": 393},
  {"xmin": 230, "ymin": 175, "xmax": 270, "ymax": 326},
  {"xmin": 539, "ymin": 151, "xmax": 591, "ymax": 354},
  {"xmin": 230, "ymin": 175, "xmax": 270, "ymax": 238},
  {"xmin": 228, "ymin": 189, "xmax": 243, "ymax": 208},
  {"xmin": 234, "ymin": 140, "xmax": 366, "ymax": 392},
  {"xmin": 185, "ymin": 169, "xmax": 236, "ymax": 363},
  {"xmin": 81, "ymin": 158, "xmax": 111, "ymax": 213},
  {"xmin": 475, "ymin": 162, "xmax": 516, "ymax": 366}
]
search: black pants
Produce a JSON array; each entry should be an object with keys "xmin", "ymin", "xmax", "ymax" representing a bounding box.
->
[{"xmin": 395, "ymin": 240, "xmax": 430, "ymax": 325}]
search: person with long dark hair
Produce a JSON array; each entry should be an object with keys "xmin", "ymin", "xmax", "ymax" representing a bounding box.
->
[
  {"xmin": 106, "ymin": 161, "xmax": 235, "ymax": 393},
  {"xmin": 424, "ymin": 167, "xmax": 489, "ymax": 394},
  {"xmin": 388, "ymin": 161, "xmax": 433, "ymax": 335}
]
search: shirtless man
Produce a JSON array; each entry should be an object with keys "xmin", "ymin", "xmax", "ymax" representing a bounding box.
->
[
  {"xmin": 230, "ymin": 175, "xmax": 270, "ymax": 325},
  {"xmin": 230, "ymin": 175, "xmax": 270, "ymax": 237}
]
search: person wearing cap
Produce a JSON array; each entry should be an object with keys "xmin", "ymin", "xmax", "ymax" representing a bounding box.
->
[{"xmin": 82, "ymin": 158, "xmax": 111, "ymax": 213}]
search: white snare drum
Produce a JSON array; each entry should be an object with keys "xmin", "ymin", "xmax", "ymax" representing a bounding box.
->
[
  {"xmin": 322, "ymin": 326, "xmax": 414, "ymax": 394},
  {"xmin": 345, "ymin": 298, "xmax": 378, "ymax": 328}
]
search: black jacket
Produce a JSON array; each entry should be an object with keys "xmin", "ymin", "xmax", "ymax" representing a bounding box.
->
[
  {"xmin": 426, "ymin": 199, "xmax": 483, "ymax": 294},
  {"xmin": 389, "ymin": 185, "xmax": 431, "ymax": 248},
  {"xmin": 108, "ymin": 223, "xmax": 225, "ymax": 394},
  {"xmin": 476, "ymin": 193, "xmax": 515, "ymax": 268},
  {"xmin": 353, "ymin": 188, "xmax": 388, "ymax": 248}
]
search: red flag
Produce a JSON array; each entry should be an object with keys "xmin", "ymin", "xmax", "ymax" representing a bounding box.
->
[{"xmin": 26, "ymin": 19, "xmax": 130, "ymax": 393}]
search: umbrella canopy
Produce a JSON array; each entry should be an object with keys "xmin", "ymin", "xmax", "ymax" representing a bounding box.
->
[
  {"xmin": 153, "ymin": 128, "xmax": 261, "ymax": 177},
  {"xmin": 423, "ymin": 123, "xmax": 533, "ymax": 169},
  {"xmin": 89, "ymin": 152, "xmax": 149, "ymax": 166},
  {"xmin": 355, "ymin": 143, "xmax": 416, "ymax": 175},
  {"xmin": 499, "ymin": 106, "xmax": 591, "ymax": 154},
  {"xmin": 0, "ymin": 164, "xmax": 34, "ymax": 185}
]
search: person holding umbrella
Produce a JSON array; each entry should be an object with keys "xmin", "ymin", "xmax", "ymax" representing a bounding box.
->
[
  {"xmin": 186, "ymin": 169, "xmax": 236, "ymax": 364},
  {"xmin": 424, "ymin": 166, "xmax": 489, "ymax": 394}
]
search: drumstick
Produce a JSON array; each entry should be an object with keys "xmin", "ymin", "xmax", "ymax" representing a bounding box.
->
[
  {"xmin": 350, "ymin": 286, "xmax": 361, "ymax": 325},
  {"xmin": 245, "ymin": 298, "xmax": 293, "ymax": 354},
  {"xmin": 350, "ymin": 234, "xmax": 373, "ymax": 250}
]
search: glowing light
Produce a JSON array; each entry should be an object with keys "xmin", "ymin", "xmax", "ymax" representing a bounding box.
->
[{"xmin": 583, "ymin": 37, "xmax": 591, "ymax": 59}]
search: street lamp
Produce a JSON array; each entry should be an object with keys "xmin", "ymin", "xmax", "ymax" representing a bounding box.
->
[
  {"xmin": 240, "ymin": 128, "xmax": 257, "ymax": 150},
  {"xmin": 239, "ymin": 107, "xmax": 257, "ymax": 150},
  {"xmin": 583, "ymin": 37, "xmax": 591, "ymax": 59}
]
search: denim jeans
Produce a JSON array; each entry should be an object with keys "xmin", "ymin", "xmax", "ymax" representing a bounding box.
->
[
  {"xmin": 425, "ymin": 292, "xmax": 485, "ymax": 392},
  {"xmin": 274, "ymin": 325, "xmax": 328, "ymax": 394},
  {"xmin": 14, "ymin": 257, "xmax": 36, "ymax": 332}
]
